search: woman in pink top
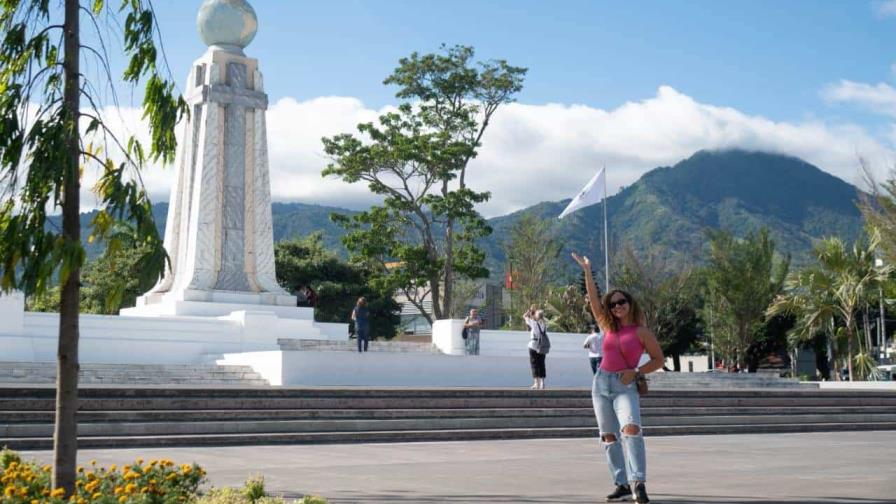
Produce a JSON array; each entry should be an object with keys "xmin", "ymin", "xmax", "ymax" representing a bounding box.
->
[{"xmin": 573, "ymin": 253, "xmax": 664, "ymax": 504}]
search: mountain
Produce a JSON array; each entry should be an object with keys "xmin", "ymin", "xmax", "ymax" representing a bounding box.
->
[
  {"xmin": 481, "ymin": 149, "xmax": 864, "ymax": 277},
  {"xmin": 68, "ymin": 149, "xmax": 864, "ymax": 277}
]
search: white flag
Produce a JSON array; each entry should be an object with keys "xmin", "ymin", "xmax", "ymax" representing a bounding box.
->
[{"xmin": 558, "ymin": 167, "xmax": 605, "ymax": 219}]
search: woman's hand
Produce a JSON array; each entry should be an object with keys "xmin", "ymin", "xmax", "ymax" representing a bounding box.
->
[
  {"xmin": 620, "ymin": 369, "xmax": 638, "ymax": 385},
  {"xmin": 571, "ymin": 252, "xmax": 591, "ymax": 270}
]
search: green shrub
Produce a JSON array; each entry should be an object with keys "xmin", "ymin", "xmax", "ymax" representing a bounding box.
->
[
  {"xmin": 195, "ymin": 477, "xmax": 328, "ymax": 504},
  {"xmin": 243, "ymin": 475, "xmax": 266, "ymax": 503}
]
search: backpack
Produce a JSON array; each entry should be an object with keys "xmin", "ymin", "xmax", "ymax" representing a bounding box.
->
[{"xmin": 535, "ymin": 322, "xmax": 551, "ymax": 354}]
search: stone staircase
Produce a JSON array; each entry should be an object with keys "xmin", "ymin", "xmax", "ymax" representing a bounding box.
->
[
  {"xmin": 2, "ymin": 387, "xmax": 895, "ymax": 450},
  {"xmin": 277, "ymin": 338, "xmax": 439, "ymax": 353},
  {"xmin": 0, "ymin": 362, "xmax": 269, "ymax": 386},
  {"xmin": 647, "ymin": 371, "xmax": 812, "ymax": 389}
]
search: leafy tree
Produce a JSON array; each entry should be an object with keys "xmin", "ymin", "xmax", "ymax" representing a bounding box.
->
[
  {"xmin": 27, "ymin": 229, "xmax": 155, "ymax": 315},
  {"xmin": 859, "ymin": 162, "xmax": 896, "ymax": 265},
  {"xmin": 275, "ymin": 234, "xmax": 400, "ymax": 339},
  {"xmin": 704, "ymin": 228, "xmax": 789, "ymax": 371},
  {"xmin": 769, "ymin": 229, "xmax": 892, "ymax": 380},
  {"xmin": 613, "ymin": 247, "xmax": 701, "ymax": 371},
  {"xmin": 0, "ymin": 0, "xmax": 184, "ymax": 491},
  {"xmin": 503, "ymin": 214, "xmax": 562, "ymax": 328},
  {"xmin": 322, "ymin": 45, "xmax": 526, "ymax": 324},
  {"xmin": 544, "ymin": 284, "xmax": 592, "ymax": 333}
]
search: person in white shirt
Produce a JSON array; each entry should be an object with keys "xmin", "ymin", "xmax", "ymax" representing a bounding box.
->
[
  {"xmin": 583, "ymin": 324, "xmax": 604, "ymax": 374},
  {"xmin": 524, "ymin": 305, "xmax": 550, "ymax": 389}
]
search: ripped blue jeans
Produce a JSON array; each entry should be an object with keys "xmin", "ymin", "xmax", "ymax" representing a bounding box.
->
[{"xmin": 592, "ymin": 369, "xmax": 646, "ymax": 484}]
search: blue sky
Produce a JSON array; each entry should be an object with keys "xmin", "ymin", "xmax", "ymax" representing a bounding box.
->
[
  {"xmin": 144, "ymin": 1, "xmax": 893, "ymax": 123},
  {"xmin": 86, "ymin": 0, "xmax": 896, "ymax": 215}
]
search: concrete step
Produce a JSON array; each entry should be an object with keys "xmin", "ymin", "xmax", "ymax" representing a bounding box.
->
[
  {"xmin": 2, "ymin": 386, "xmax": 895, "ymax": 449},
  {"xmin": 6, "ymin": 405, "xmax": 893, "ymax": 423},
  {"xmin": 5, "ymin": 422, "xmax": 896, "ymax": 451},
  {"xmin": 3, "ymin": 390, "xmax": 896, "ymax": 412},
  {"xmin": 0, "ymin": 363, "xmax": 269, "ymax": 386},
  {"xmin": 277, "ymin": 339, "xmax": 439, "ymax": 353},
  {"xmin": 6, "ymin": 412, "xmax": 896, "ymax": 438}
]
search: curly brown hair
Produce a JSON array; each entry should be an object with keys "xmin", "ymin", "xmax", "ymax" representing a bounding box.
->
[{"xmin": 597, "ymin": 289, "xmax": 645, "ymax": 333}]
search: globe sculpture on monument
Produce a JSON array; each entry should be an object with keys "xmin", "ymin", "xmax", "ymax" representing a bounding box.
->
[{"xmin": 122, "ymin": 0, "xmax": 306, "ymax": 330}]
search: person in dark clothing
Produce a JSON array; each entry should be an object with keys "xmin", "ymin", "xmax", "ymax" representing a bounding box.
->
[{"xmin": 351, "ymin": 297, "xmax": 370, "ymax": 352}]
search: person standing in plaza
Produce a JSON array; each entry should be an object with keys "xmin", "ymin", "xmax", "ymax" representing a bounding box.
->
[
  {"xmin": 573, "ymin": 253, "xmax": 664, "ymax": 504},
  {"xmin": 524, "ymin": 305, "xmax": 550, "ymax": 389},
  {"xmin": 351, "ymin": 297, "xmax": 370, "ymax": 353},
  {"xmin": 463, "ymin": 308, "xmax": 483, "ymax": 355},
  {"xmin": 583, "ymin": 324, "xmax": 604, "ymax": 374}
]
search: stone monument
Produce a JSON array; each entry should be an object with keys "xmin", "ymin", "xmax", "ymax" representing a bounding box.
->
[{"xmin": 123, "ymin": 0, "xmax": 298, "ymax": 318}]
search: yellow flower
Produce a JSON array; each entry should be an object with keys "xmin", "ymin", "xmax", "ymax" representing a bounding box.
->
[
  {"xmin": 41, "ymin": 464, "xmax": 51, "ymax": 472},
  {"xmin": 89, "ymin": 460, "xmax": 97, "ymax": 466},
  {"xmin": 31, "ymin": 499, "xmax": 39, "ymax": 504},
  {"xmin": 92, "ymin": 492, "xmax": 102, "ymax": 499},
  {"xmin": 135, "ymin": 458, "xmax": 143, "ymax": 465},
  {"xmin": 165, "ymin": 473, "xmax": 177, "ymax": 481},
  {"xmin": 118, "ymin": 496, "xmax": 127, "ymax": 503},
  {"xmin": 84, "ymin": 479, "xmax": 100, "ymax": 493},
  {"xmin": 4, "ymin": 486, "xmax": 15, "ymax": 497},
  {"xmin": 114, "ymin": 486, "xmax": 123, "ymax": 495},
  {"xmin": 109, "ymin": 464, "xmax": 117, "ymax": 472},
  {"xmin": 124, "ymin": 483, "xmax": 137, "ymax": 494},
  {"xmin": 180, "ymin": 464, "xmax": 192, "ymax": 474},
  {"xmin": 50, "ymin": 487, "xmax": 66, "ymax": 497}
]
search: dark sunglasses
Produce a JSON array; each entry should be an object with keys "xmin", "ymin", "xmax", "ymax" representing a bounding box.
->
[{"xmin": 608, "ymin": 299, "xmax": 629, "ymax": 309}]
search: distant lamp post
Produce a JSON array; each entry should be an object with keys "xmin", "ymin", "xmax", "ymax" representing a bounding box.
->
[{"xmin": 875, "ymin": 258, "xmax": 887, "ymax": 361}]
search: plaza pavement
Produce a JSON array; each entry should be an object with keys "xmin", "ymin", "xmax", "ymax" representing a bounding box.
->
[{"xmin": 21, "ymin": 431, "xmax": 896, "ymax": 503}]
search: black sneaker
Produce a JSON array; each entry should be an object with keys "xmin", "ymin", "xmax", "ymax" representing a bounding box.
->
[
  {"xmin": 606, "ymin": 484, "xmax": 631, "ymax": 502},
  {"xmin": 632, "ymin": 482, "xmax": 650, "ymax": 504}
]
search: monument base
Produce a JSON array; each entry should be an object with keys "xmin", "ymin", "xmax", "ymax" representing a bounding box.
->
[
  {"xmin": 122, "ymin": 289, "xmax": 307, "ymax": 319},
  {"xmin": 0, "ymin": 292, "xmax": 348, "ymax": 365}
]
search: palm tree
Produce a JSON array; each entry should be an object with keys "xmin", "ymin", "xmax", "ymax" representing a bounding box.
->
[{"xmin": 769, "ymin": 229, "xmax": 891, "ymax": 381}]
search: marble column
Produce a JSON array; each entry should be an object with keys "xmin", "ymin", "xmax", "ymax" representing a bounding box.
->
[{"xmin": 124, "ymin": 0, "xmax": 297, "ymax": 317}]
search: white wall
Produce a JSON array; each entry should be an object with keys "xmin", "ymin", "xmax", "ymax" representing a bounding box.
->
[
  {"xmin": 433, "ymin": 319, "xmax": 590, "ymax": 358},
  {"xmin": 218, "ymin": 350, "xmax": 599, "ymax": 387},
  {"xmin": 666, "ymin": 354, "xmax": 711, "ymax": 373},
  {"xmin": 1, "ymin": 291, "xmax": 349, "ymax": 364}
]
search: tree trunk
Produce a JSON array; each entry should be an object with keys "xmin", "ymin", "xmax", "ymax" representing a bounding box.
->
[
  {"xmin": 829, "ymin": 322, "xmax": 840, "ymax": 381},
  {"xmin": 443, "ymin": 219, "xmax": 454, "ymax": 320},
  {"xmin": 672, "ymin": 354, "xmax": 681, "ymax": 372},
  {"xmin": 429, "ymin": 273, "xmax": 441, "ymax": 322},
  {"xmin": 846, "ymin": 331, "xmax": 854, "ymax": 382},
  {"xmin": 54, "ymin": 0, "xmax": 81, "ymax": 495},
  {"xmin": 863, "ymin": 310, "xmax": 873, "ymax": 357}
]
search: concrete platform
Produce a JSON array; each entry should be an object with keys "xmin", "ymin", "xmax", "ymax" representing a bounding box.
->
[{"xmin": 19, "ymin": 431, "xmax": 896, "ymax": 503}]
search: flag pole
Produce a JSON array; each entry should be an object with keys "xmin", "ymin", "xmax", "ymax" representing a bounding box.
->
[{"xmin": 603, "ymin": 165, "xmax": 609, "ymax": 292}]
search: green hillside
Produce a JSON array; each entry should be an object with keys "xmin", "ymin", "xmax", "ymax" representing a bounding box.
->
[{"xmin": 481, "ymin": 149, "xmax": 864, "ymax": 278}]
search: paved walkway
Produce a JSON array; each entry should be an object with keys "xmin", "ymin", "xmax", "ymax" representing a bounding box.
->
[{"xmin": 21, "ymin": 431, "xmax": 896, "ymax": 503}]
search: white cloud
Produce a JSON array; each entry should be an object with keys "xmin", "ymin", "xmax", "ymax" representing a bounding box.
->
[
  {"xmin": 875, "ymin": 0, "xmax": 896, "ymax": 17},
  {"xmin": 821, "ymin": 79, "xmax": 896, "ymax": 117},
  {"xmin": 83, "ymin": 86, "xmax": 893, "ymax": 219},
  {"xmin": 469, "ymin": 86, "xmax": 890, "ymax": 216}
]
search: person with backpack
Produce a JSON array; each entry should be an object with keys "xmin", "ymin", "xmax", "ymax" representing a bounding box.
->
[
  {"xmin": 573, "ymin": 253, "xmax": 665, "ymax": 504},
  {"xmin": 523, "ymin": 305, "xmax": 550, "ymax": 390}
]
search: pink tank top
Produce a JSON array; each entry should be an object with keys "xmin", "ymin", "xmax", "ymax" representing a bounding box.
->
[{"xmin": 600, "ymin": 325, "xmax": 644, "ymax": 372}]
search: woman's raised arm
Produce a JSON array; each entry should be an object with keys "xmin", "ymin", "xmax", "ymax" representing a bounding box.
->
[{"xmin": 571, "ymin": 253, "xmax": 610, "ymax": 331}]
